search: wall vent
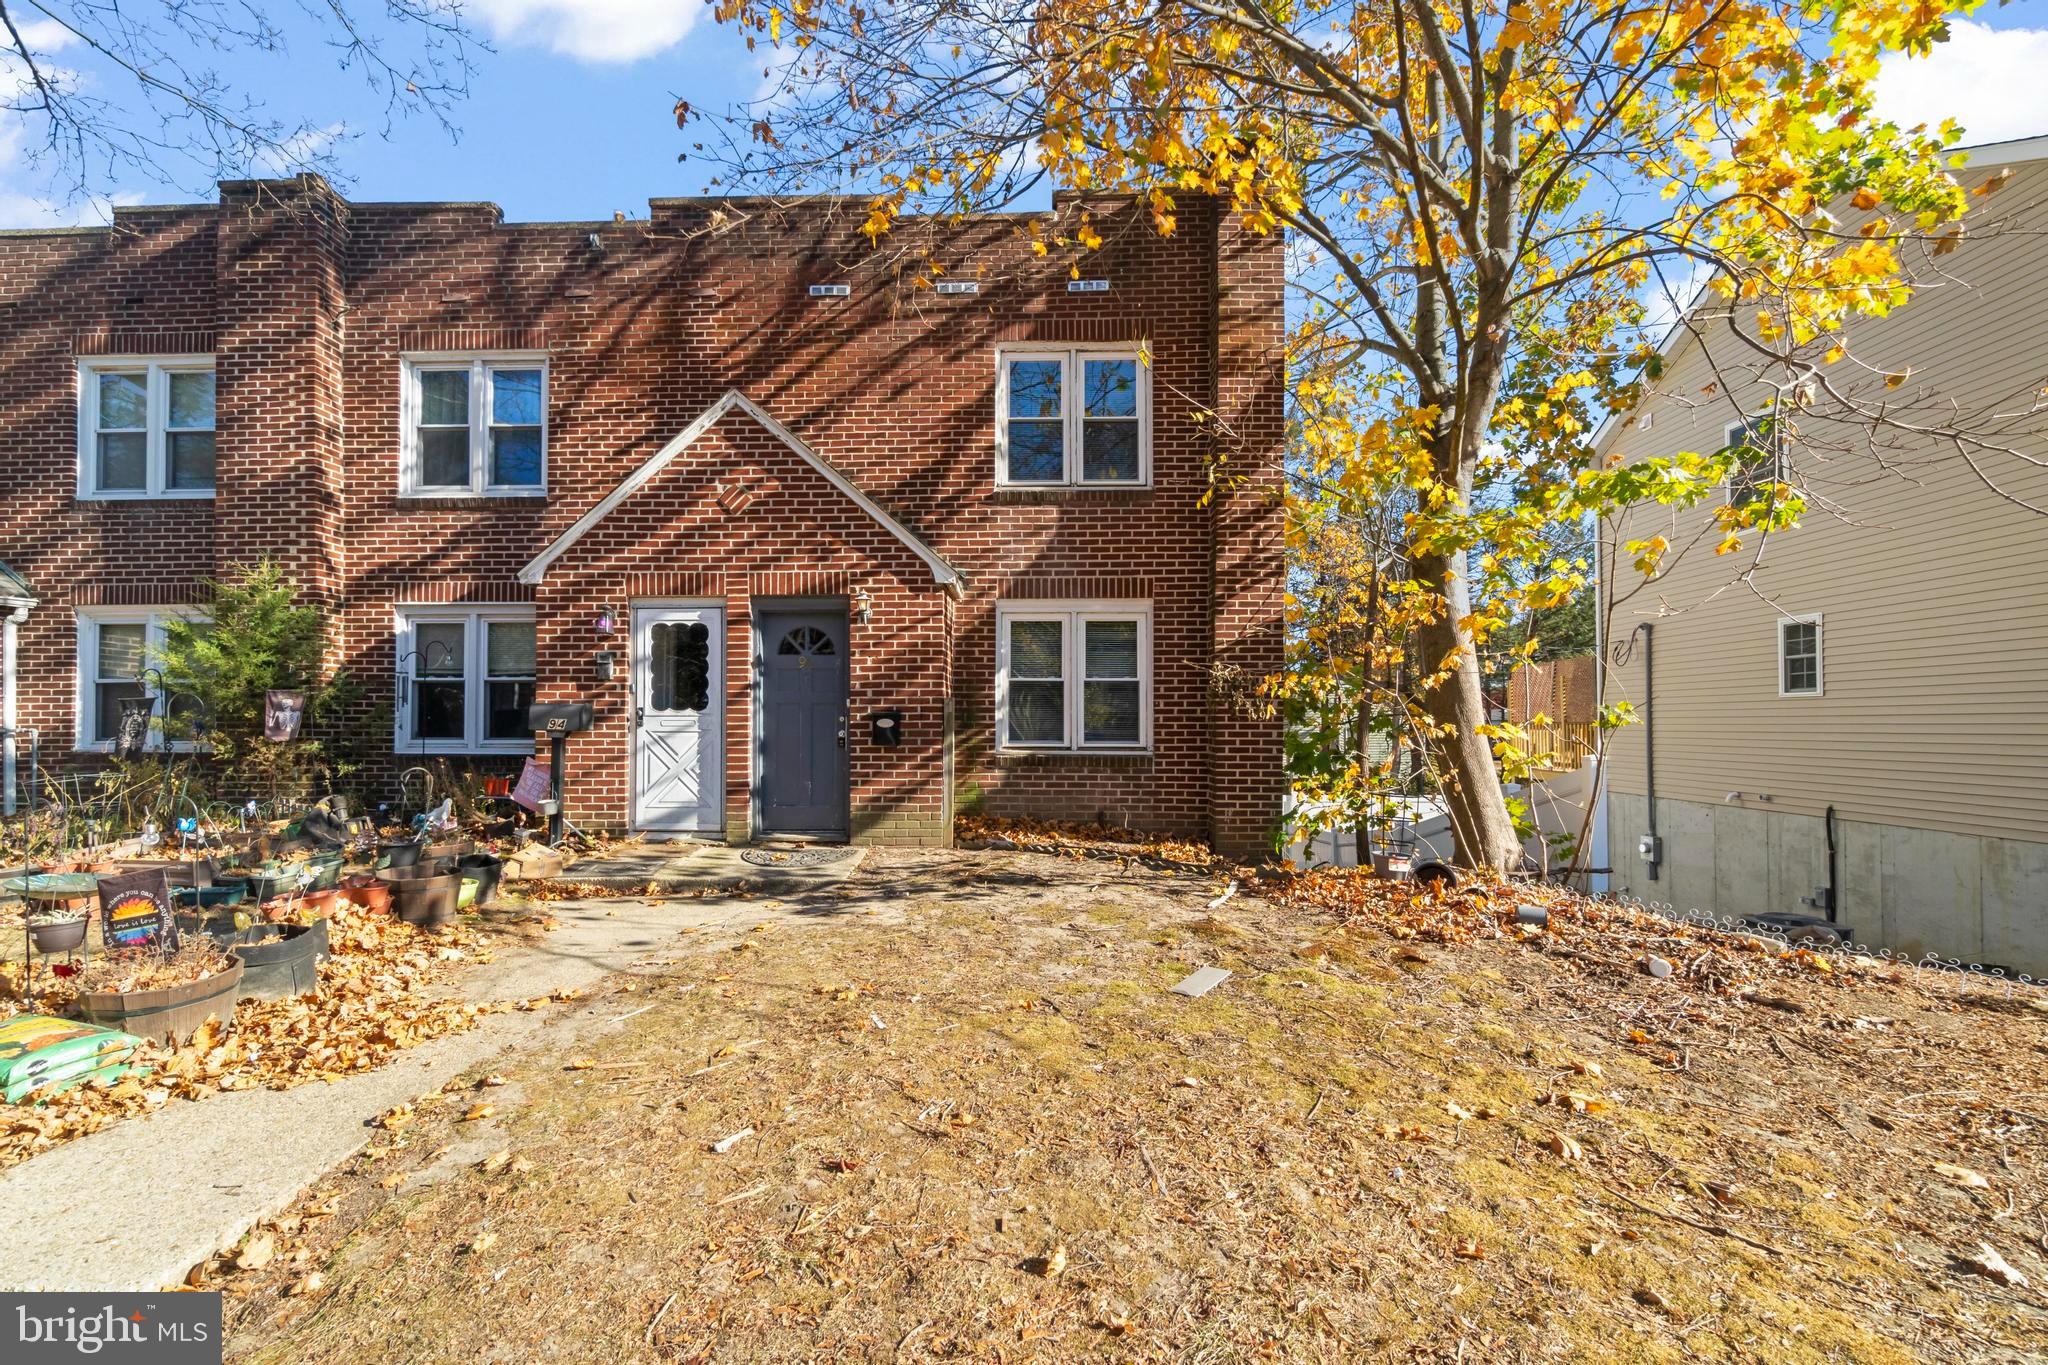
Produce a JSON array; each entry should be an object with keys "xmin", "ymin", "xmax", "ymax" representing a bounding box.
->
[
  {"xmin": 808, "ymin": 283, "xmax": 851, "ymax": 298},
  {"xmin": 1066, "ymin": 279, "xmax": 1110, "ymax": 293}
]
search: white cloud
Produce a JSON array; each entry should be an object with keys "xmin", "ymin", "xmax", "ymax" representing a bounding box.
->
[
  {"xmin": 1640, "ymin": 256, "xmax": 1715, "ymax": 338},
  {"xmin": 465, "ymin": 0, "xmax": 701, "ymax": 63},
  {"xmin": 1873, "ymin": 19, "xmax": 2048, "ymax": 145}
]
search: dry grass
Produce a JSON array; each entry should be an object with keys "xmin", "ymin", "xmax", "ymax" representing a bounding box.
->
[{"xmin": 217, "ymin": 846, "xmax": 2048, "ymax": 1363}]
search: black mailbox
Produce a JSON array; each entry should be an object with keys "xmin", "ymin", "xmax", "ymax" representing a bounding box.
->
[
  {"xmin": 527, "ymin": 702, "xmax": 594, "ymax": 735},
  {"xmin": 869, "ymin": 709, "xmax": 903, "ymax": 747}
]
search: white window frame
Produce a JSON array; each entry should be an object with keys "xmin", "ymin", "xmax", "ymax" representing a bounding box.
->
[
  {"xmin": 75, "ymin": 356, "xmax": 216, "ymax": 500},
  {"xmin": 1777, "ymin": 612, "xmax": 1823, "ymax": 697},
  {"xmin": 993, "ymin": 347, "xmax": 1151, "ymax": 488},
  {"xmin": 73, "ymin": 607, "xmax": 212, "ymax": 752},
  {"xmin": 1725, "ymin": 418, "xmax": 1782, "ymax": 507},
  {"xmin": 399, "ymin": 353, "xmax": 549, "ymax": 498},
  {"xmin": 994, "ymin": 600, "xmax": 1152, "ymax": 752},
  {"xmin": 392, "ymin": 605, "xmax": 538, "ymax": 754}
]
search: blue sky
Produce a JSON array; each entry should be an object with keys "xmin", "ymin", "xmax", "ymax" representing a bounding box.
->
[{"xmin": 5, "ymin": 0, "xmax": 2048, "ymax": 226}]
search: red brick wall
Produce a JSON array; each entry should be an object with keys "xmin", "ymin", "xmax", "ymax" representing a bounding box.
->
[{"xmin": 0, "ymin": 182, "xmax": 1285, "ymax": 850}]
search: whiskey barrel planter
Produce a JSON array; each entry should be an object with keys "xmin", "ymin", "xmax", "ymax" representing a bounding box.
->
[
  {"xmin": 376, "ymin": 863, "xmax": 461, "ymax": 928},
  {"xmin": 231, "ymin": 920, "xmax": 328, "ymax": 1000},
  {"xmin": 79, "ymin": 957, "xmax": 244, "ymax": 1046},
  {"xmin": 424, "ymin": 839, "xmax": 474, "ymax": 863}
]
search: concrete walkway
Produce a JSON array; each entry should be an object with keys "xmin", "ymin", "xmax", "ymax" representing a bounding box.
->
[
  {"xmin": 563, "ymin": 841, "xmax": 869, "ymax": 893},
  {"xmin": 0, "ymin": 887, "xmax": 862, "ymax": 1291}
]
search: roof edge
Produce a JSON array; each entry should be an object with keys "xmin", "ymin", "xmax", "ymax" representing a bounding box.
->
[{"xmin": 517, "ymin": 391, "xmax": 966, "ymax": 594}]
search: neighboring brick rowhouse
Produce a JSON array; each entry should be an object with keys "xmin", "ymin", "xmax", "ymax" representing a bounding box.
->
[{"xmin": 0, "ymin": 181, "xmax": 1287, "ymax": 853}]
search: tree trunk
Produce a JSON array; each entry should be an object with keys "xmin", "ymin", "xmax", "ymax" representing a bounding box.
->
[{"xmin": 1410, "ymin": 546, "xmax": 1520, "ymax": 871}]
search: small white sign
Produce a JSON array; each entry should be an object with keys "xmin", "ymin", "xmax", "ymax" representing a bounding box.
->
[{"xmin": 1169, "ymin": 967, "xmax": 1232, "ymax": 998}]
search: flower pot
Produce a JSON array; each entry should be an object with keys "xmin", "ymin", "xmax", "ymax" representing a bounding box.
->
[
  {"xmin": 259, "ymin": 887, "xmax": 340, "ymax": 923},
  {"xmin": 456, "ymin": 877, "xmax": 480, "ymax": 910},
  {"xmin": 28, "ymin": 917, "xmax": 88, "ymax": 954},
  {"xmin": 240, "ymin": 865, "xmax": 303, "ymax": 903},
  {"xmin": 376, "ymin": 840, "xmax": 424, "ymax": 870},
  {"xmin": 78, "ymin": 956, "xmax": 244, "ymax": 1046},
  {"xmin": 233, "ymin": 920, "xmax": 327, "ymax": 1000},
  {"xmin": 304, "ymin": 852, "xmax": 345, "ymax": 891},
  {"xmin": 456, "ymin": 853, "xmax": 503, "ymax": 908},
  {"xmin": 375, "ymin": 866, "xmax": 461, "ymax": 927},
  {"xmin": 424, "ymin": 839, "xmax": 474, "ymax": 862},
  {"xmin": 339, "ymin": 875, "xmax": 392, "ymax": 914},
  {"xmin": 173, "ymin": 884, "xmax": 247, "ymax": 911}
]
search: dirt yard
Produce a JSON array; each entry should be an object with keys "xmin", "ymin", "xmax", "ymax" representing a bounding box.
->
[{"xmin": 214, "ymin": 842, "xmax": 2048, "ymax": 1363}]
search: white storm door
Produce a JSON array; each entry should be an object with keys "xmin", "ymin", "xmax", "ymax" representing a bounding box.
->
[{"xmin": 633, "ymin": 606, "xmax": 724, "ymax": 831}]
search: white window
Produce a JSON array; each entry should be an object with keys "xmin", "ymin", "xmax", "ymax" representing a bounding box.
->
[
  {"xmin": 1725, "ymin": 418, "xmax": 1781, "ymax": 507},
  {"xmin": 75, "ymin": 357, "xmax": 215, "ymax": 499},
  {"xmin": 400, "ymin": 355, "xmax": 547, "ymax": 496},
  {"xmin": 1778, "ymin": 614, "xmax": 1822, "ymax": 697},
  {"xmin": 995, "ymin": 602, "xmax": 1150, "ymax": 751},
  {"xmin": 394, "ymin": 606, "xmax": 537, "ymax": 753},
  {"xmin": 73, "ymin": 608, "xmax": 211, "ymax": 751},
  {"xmin": 995, "ymin": 348, "xmax": 1149, "ymax": 487}
]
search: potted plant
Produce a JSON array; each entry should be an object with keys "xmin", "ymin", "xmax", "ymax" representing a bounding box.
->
[
  {"xmin": 74, "ymin": 941, "xmax": 245, "ymax": 1046},
  {"xmin": 26, "ymin": 908, "xmax": 88, "ymax": 955},
  {"xmin": 374, "ymin": 861, "xmax": 462, "ymax": 927}
]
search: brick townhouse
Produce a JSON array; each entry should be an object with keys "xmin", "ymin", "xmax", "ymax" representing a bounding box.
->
[{"xmin": 0, "ymin": 176, "xmax": 1286, "ymax": 854}]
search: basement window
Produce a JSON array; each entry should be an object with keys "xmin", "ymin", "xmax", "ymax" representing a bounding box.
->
[
  {"xmin": 401, "ymin": 355, "xmax": 548, "ymax": 497},
  {"xmin": 1778, "ymin": 614, "xmax": 1822, "ymax": 697},
  {"xmin": 995, "ymin": 348, "xmax": 1149, "ymax": 487},
  {"xmin": 75, "ymin": 358, "xmax": 216, "ymax": 499},
  {"xmin": 995, "ymin": 602, "xmax": 1150, "ymax": 751}
]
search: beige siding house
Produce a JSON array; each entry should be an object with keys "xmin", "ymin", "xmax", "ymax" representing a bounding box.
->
[{"xmin": 1596, "ymin": 136, "xmax": 2048, "ymax": 977}]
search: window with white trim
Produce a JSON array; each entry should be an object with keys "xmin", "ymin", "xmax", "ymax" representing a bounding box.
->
[
  {"xmin": 1778, "ymin": 614, "xmax": 1822, "ymax": 696},
  {"xmin": 995, "ymin": 602, "xmax": 1150, "ymax": 750},
  {"xmin": 400, "ymin": 356, "xmax": 547, "ymax": 496},
  {"xmin": 76, "ymin": 357, "xmax": 215, "ymax": 498},
  {"xmin": 394, "ymin": 606, "xmax": 537, "ymax": 752},
  {"xmin": 1725, "ymin": 418, "xmax": 1782, "ymax": 508},
  {"xmin": 73, "ymin": 608, "xmax": 212, "ymax": 750},
  {"xmin": 995, "ymin": 348, "xmax": 1148, "ymax": 486}
]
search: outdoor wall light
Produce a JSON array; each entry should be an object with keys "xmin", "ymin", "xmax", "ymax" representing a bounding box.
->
[
  {"xmin": 851, "ymin": 587, "xmax": 874, "ymax": 625},
  {"xmin": 594, "ymin": 606, "xmax": 618, "ymax": 637}
]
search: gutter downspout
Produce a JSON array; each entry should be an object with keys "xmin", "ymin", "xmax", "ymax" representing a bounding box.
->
[{"xmin": 1641, "ymin": 623, "xmax": 1659, "ymax": 880}]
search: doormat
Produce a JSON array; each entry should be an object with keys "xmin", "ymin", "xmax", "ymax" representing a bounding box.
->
[{"xmin": 741, "ymin": 847, "xmax": 858, "ymax": 868}]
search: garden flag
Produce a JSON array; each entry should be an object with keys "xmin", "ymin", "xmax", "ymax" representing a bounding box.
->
[
  {"xmin": 95, "ymin": 868, "xmax": 178, "ymax": 952},
  {"xmin": 265, "ymin": 689, "xmax": 307, "ymax": 741}
]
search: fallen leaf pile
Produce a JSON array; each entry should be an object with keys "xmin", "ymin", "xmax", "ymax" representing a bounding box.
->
[
  {"xmin": 64, "ymin": 940, "xmax": 237, "ymax": 997},
  {"xmin": 1266, "ymin": 865, "xmax": 2002, "ymax": 1004},
  {"xmin": 0, "ymin": 903, "xmax": 546, "ymax": 1168},
  {"xmin": 954, "ymin": 814, "xmax": 1216, "ymax": 868}
]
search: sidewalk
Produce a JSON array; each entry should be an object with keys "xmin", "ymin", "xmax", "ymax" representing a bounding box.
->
[{"xmin": 0, "ymin": 891, "xmax": 803, "ymax": 1291}]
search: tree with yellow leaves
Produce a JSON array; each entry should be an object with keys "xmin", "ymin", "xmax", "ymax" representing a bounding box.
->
[{"xmin": 692, "ymin": 0, "xmax": 1985, "ymax": 869}]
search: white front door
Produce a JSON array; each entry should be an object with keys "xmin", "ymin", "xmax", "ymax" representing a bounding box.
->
[{"xmin": 633, "ymin": 606, "xmax": 724, "ymax": 832}]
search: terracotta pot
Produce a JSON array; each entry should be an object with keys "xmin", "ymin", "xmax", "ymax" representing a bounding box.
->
[{"xmin": 340, "ymin": 875, "xmax": 392, "ymax": 914}]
